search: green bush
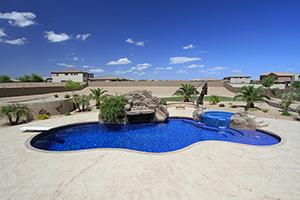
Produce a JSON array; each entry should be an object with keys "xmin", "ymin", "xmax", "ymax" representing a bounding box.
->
[
  {"xmin": 219, "ymin": 104, "xmax": 225, "ymax": 107},
  {"xmin": 210, "ymin": 95, "xmax": 220, "ymax": 105},
  {"xmin": 262, "ymin": 109, "xmax": 269, "ymax": 113},
  {"xmin": 72, "ymin": 94, "xmax": 91, "ymax": 112},
  {"xmin": 54, "ymin": 94, "xmax": 58, "ymax": 98},
  {"xmin": 0, "ymin": 104, "xmax": 32, "ymax": 125},
  {"xmin": 282, "ymin": 111, "xmax": 292, "ymax": 116},
  {"xmin": 249, "ymin": 107, "xmax": 259, "ymax": 111},
  {"xmin": 99, "ymin": 95, "xmax": 128, "ymax": 123},
  {"xmin": 65, "ymin": 112, "xmax": 71, "ymax": 116},
  {"xmin": 64, "ymin": 94, "xmax": 70, "ymax": 98}
]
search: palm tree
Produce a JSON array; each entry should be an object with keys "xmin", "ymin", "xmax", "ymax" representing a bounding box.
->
[
  {"xmin": 99, "ymin": 95, "xmax": 128, "ymax": 123},
  {"xmin": 173, "ymin": 84, "xmax": 199, "ymax": 102},
  {"xmin": 0, "ymin": 104, "xmax": 32, "ymax": 125},
  {"xmin": 233, "ymin": 86, "xmax": 271, "ymax": 110},
  {"xmin": 65, "ymin": 80, "xmax": 83, "ymax": 96},
  {"xmin": 90, "ymin": 88, "xmax": 108, "ymax": 107}
]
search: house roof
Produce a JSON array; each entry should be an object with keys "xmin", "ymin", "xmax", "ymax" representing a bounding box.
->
[
  {"xmin": 260, "ymin": 72, "xmax": 300, "ymax": 76},
  {"xmin": 51, "ymin": 69, "xmax": 90, "ymax": 74},
  {"xmin": 90, "ymin": 75, "xmax": 133, "ymax": 81},
  {"xmin": 223, "ymin": 75, "xmax": 251, "ymax": 78}
]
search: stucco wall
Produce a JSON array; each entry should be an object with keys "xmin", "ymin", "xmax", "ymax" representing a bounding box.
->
[
  {"xmin": 52, "ymin": 73, "xmax": 84, "ymax": 82},
  {"xmin": 229, "ymin": 77, "xmax": 250, "ymax": 84},
  {"xmin": 88, "ymin": 81, "xmax": 225, "ymax": 87}
]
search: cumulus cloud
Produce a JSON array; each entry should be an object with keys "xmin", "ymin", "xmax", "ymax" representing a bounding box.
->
[
  {"xmin": 210, "ymin": 66, "xmax": 228, "ymax": 71},
  {"xmin": 57, "ymin": 63, "xmax": 75, "ymax": 68},
  {"xmin": 136, "ymin": 41, "xmax": 144, "ymax": 46},
  {"xmin": 231, "ymin": 69, "xmax": 242, "ymax": 73},
  {"xmin": 176, "ymin": 69, "xmax": 188, "ymax": 74},
  {"xmin": 136, "ymin": 63, "xmax": 151, "ymax": 70},
  {"xmin": 125, "ymin": 38, "xmax": 134, "ymax": 43},
  {"xmin": 286, "ymin": 68, "xmax": 293, "ymax": 71},
  {"xmin": 76, "ymin": 33, "xmax": 91, "ymax": 41},
  {"xmin": 156, "ymin": 67, "xmax": 173, "ymax": 70},
  {"xmin": 133, "ymin": 71, "xmax": 145, "ymax": 75},
  {"xmin": 183, "ymin": 44, "xmax": 195, "ymax": 50},
  {"xmin": 152, "ymin": 70, "xmax": 159, "ymax": 74},
  {"xmin": 0, "ymin": 28, "xmax": 7, "ymax": 37},
  {"xmin": 44, "ymin": 31, "xmax": 71, "ymax": 43},
  {"xmin": 2, "ymin": 37, "xmax": 27, "ymax": 45},
  {"xmin": 90, "ymin": 68, "xmax": 104, "ymax": 73},
  {"xmin": 114, "ymin": 70, "xmax": 126, "ymax": 74},
  {"xmin": 0, "ymin": 11, "xmax": 36, "ymax": 27},
  {"xmin": 170, "ymin": 57, "xmax": 202, "ymax": 64},
  {"xmin": 107, "ymin": 58, "xmax": 131, "ymax": 65},
  {"xmin": 73, "ymin": 57, "xmax": 78, "ymax": 61},
  {"xmin": 198, "ymin": 66, "xmax": 228, "ymax": 75},
  {"xmin": 183, "ymin": 64, "xmax": 204, "ymax": 69},
  {"xmin": 82, "ymin": 65, "xmax": 94, "ymax": 68}
]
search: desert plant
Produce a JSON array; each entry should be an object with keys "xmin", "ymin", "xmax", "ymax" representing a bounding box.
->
[
  {"xmin": 173, "ymin": 84, "xmax": 199, "ymax": 102},
  {"xmin": 282, "ymin": 111, "xmax": 292, "ymax": 116},
  {"xmin": 99, "ymin": 95, "xmax": 128, "ymax": 123},
  {"xmin": 65, "ymin": 112, "xmax": 71, "ymax": 116},
  {"xmin": 270, "ymin": 88, "xmax": 279, "ymax": 96},
  {"xmin": 261, "ymin": 76, "xmax": 275, "ymax": 94},
  {"xmin": 90, "ymin": 88, "xmax": 108, "ymax": 107},
  {"xmin": 65, "ymin": 80, "xmax": 83, "ymax": 96},
  {"xmin": 72, "ymin": 94, "xmax": 91, "ymax": 112},
  {"xmin": 64, "ymin": 94, "xmax": 70, "ymax": 98},
  {"xmin": 262, "ymin": 109, "xmax": 269, "ymax": 113},
  {"xmin": 0, "ymin": 104, "xmax": 32, "ymax": 125},
  {"xmin": 279, "ymin": 92, "xmax": 300, "ymax": 101},
  {"xmin": 219, "ymin": 104, "xmax": 225, "ymax": 107},
  {"xmin": 233, "ymin": 86, "xmax": 271, "ymax": 110},
  {"xmin": 280, "ymin": 98, "xmax": 293, "ymax": 112},
  {"xmin": 292, "ymin": 81, "xmax": 300, "ymax": 90},
  {"xmin": 37, "ymin": 114, "xmax": 50, "ymax": 120},
  {"xmin": 210, "ymin": 95, "xmax": 220, "ymax": 105},
  {"xmin": 54, "ymin": 94, "xmax": 58, "ymax": 98}
]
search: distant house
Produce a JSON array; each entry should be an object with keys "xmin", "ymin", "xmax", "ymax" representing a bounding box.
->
[
  {"xmin": 51, "ymin": 69, "xmax": 94, "ymax": 82},
  {"xmin": 191, "ymin": 78, "xmax": 220, "ymax": 82},
  {"xmin": 89, "ymin": 75, "xmax": 134, "ymax": 82},
  {"xmin": 223, "ymin": 75, "xmax": 251, "ymax": 84},
  {"xmin": 260, "ymin": 72, "xmax": 300, "ymax": 84}
]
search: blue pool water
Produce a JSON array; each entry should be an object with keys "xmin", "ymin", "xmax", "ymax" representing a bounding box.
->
[
  {"xmin": 30, "ymin": 118, "xmax": 280, "ymax": 152},
  {"xmin": 199, "ymin": 111, "xmax": 235, "ymax": 128}
]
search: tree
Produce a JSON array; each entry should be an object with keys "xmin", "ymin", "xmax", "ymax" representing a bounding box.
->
[
  {"xmin": 99, "ymin": 95, "xmax": 128, "ymax": 123},
  {"xmin": 0, "ymin": 75, "xmax": 12, "ymax": 83},
  {"xmin": 0, "ymin": 104, "xmax": 32, "ymax": 125},
  {"xmin": 173, "ymin": 84, "xmax": 199, "ymax": 102},
  {"xmin": 18, "ymin": 74, "xmax": 31, "ymax": 82},
  {"xmin": 18, "ymin": 73, "xmax": 44, "ymax": 82},
  {"xmin": 261, "ymin": 76, "xmax": 275, "ymax": 93},
  {"xmin": 65, "ymin": 80, "xmax": 83, "ymax": 96},
  {"xmin": 292, "ymin": 81, "xmax": 300, "ymax": 90},
  {"xmin": 233, "ymin": 86, "xmax": 271, "ymax": 110},
  {"xmin": 72, "ymin": 94, "xmax": 91, "ymax": 112},
  {"xmin": 90, "ymin": 88, "xmax": 108, "ymax": 107}
]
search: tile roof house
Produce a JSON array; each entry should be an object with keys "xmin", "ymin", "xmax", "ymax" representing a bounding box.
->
[
  {"xmin": 89, "ymin": 75, "xmax": 134, "ymax": 82},
  {"xmin": 260, "ymin": 72, "xmax": 300, "ymax": 84},
  {"xmin": 51, "ymin": 69, "xmax": 94, "ymax": 82},
  {"xmin": 223, "ymin": 75, "xmax": 251, "ymax": 84}
]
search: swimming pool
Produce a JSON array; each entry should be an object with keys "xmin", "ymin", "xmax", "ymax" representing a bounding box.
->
[{"xmin": 30, "ymin": 118, "xmax": 280, "ymax": 152}]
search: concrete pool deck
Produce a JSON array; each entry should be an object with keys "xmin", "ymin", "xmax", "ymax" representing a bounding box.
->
[{"xmin": 0, "ymin": 110, "xmax": 300, "ymax": 199}]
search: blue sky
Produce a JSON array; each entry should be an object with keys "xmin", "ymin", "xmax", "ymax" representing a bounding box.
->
[{"xmin": 0, "ymin": 0, "xmax": 299, "ymax": 81}]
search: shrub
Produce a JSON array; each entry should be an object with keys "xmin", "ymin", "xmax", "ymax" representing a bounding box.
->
[
  {"xmin": 262, "ymin": 109, "xmax": 269, "ymax": 113},
  {"xmin": 280, "ymin": 98, "xmax": 293, "ymax": 112},
  {"xmin": 279, "ymin": 92, "xmax": 300, "ymax": 101},
  {"xmin": 72, "ymin": 94, "xmax": 91, "ymax": 112},
  {"xmin": 282, "ymin": 111, "xmax": 292, "ymax": 116},
  {"xmin": 64, "ymin": 94, "xmax": 70, "ymax": 98},
  {"xmin": 65, "ymin": 112, "xmax": 71, "ymax": 116},
  {"xmin": 99, "ymin": 95, "xmax": 128, "ymax": 123},
  {"xmin": 89, "ymin": 88, "xmax": 108, "ymax": 107},
  {"xmin": 37, "ymin": 114, "xmax": 50, "ymax": 120},
  {"xmin": 54, "ymin": 94, "xmax": 58, "ymax": 98},
  {"xmin": 249, "ymin": 107, "xmax": 259, "ymax": 111},
  {"xmin": 210, "ymin": 95, "xmax": 220, "ymax": 105},
  {"xmin": 219, "ymin": 104, "xmax": 225, "ymax": 107},
  {"xmin": 0, "ymin": 104, "xmax": 32, "ymax": 125}
]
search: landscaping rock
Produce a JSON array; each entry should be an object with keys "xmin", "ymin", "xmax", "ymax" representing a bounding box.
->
[
  {"xmin": 192, "ymin": 108, "xmax": 205, "ymax": 121},
  {"xmin": 230, "ymin": 111, "xmax": 257, "ymax": 131}
]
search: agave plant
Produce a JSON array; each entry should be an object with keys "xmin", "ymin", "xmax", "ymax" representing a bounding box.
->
[
  {"xmin": 233, "ymin": 86, "xmax": 271, "ymax": 110},
  {"xmin": 173, "ymin": 84, "xmax": 199, "ymax": 102},
  {"xmin": 0, "ymin": 104, "xmax": 32, "ymax": 125},
  {"xmin": 99, "ymin": 94, "xmax": 128, "ymax": 123},
  {"xmin": 90, "ymin": 88, "xmax": 108, "ymax": 107}
]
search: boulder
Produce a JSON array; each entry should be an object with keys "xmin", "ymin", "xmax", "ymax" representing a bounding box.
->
[
  {"xmin": 192, "ymin": 108, "xmax": 205, "ymax": 121},
  {"xmin": 229, "ymin": 112, "xmax": 257, "ymax": 131}
]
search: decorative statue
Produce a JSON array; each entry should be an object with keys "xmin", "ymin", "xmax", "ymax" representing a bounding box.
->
[{"xmin": 197, "ymin": 83, "xmax": 207, "ymax": 106}]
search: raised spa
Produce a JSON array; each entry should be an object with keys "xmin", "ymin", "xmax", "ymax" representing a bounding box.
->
[{"xmin": 30, "ymin": 118, "xmax": 280, "ymax": 152}]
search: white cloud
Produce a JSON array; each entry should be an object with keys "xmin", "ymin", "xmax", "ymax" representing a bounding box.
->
[
  {"xmin": 286, "ymin": 68, "xmax": 293, "ymax": 71},
  {"xmin": 136, "ymin": 63, "xmax": 151, "ymax": 70},
  {"xmin": 82, "ymin": 65, "xmax": 94, "ymax": 68},
  {"xmin": 3, "ymin": 37, "xmax": 27, "ymax": 45},
  {"xmin": 0, "ymin": 11, "xmax": 36, "ymax": 27},
  {"xmin": 198, "ymin": 51, "xmax": 207, "ymax": 53},
  {"xmin": 114, "ymin": 70, "xmax": 126, "ymax": 74},
  {"xmin": 44, "ymin": 31, "xmax": 71, "ymax": 43},
  {"xmin": 231, "ymin": 69, "xmax": 242, "ymax": 73},
  {"xmin": 76, "ymin": 33, "xmax": 91, "ymax": 41},
  {"xmin": 183, "ymin": 64, "xmax": 204, "ymax": 69},
  {"xmin": 156, "ymin": 67, "xmax": 173, "ymax": 70},
  {"xmin": 183, "ymin": 44, "xmax": 195, "ymax": 50},
  {"xmin": 125, "ymin": 38, "xmax": 134, "ymax": 43},
  {"xmin": 152, "ymin": 70, "xmax": 159, "ymax": 74},
  {"xmin": 73, "ymin": 57, "xmax": 78, "ymax": 61},
  {"xmin": 82, "ymin": 58, "xmax": 85, "ymax": 61},
  {"xmin": 107, "ymin": 58, "xmax": 131, "ymax": 65},
  {"xmin": 210, "ymin": 66, "xmax": 228, "ymax": 71},
  {"xmin": 57, "ymin": 63, "xmax": 75, "ymax": 68},
  {"xmin": 90, "ymin": 68, "xmax": 104, "ymax": 73},
  {"xmin": 133, "ymin": 71, "xmax": 145, "ymax": 75},
  {"xmin": 198, "ymin": 66, "xmax": 228, "ymax": 75},
  {"xmin": 0, "ymin": 28, "xmax": 6, "ymax": 37},
  {"xmin": 170, "ymin": 56, "xmax": 202, "ymax": 64},
  {"xmin": 176, "ymin": 70, "xmax": 188, "ymax": 74},
  {"xmin": 136, "ymin": 41, "xmax": 144, "ymax": 46}
]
